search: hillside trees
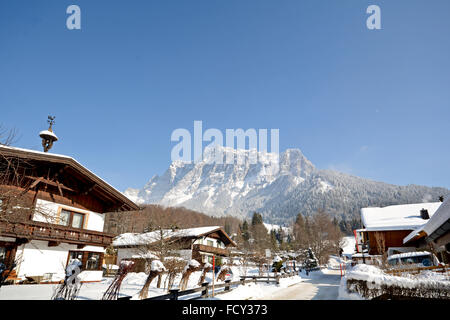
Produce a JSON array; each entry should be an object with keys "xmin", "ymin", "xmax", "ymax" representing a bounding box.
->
[
  {"xmin": 104, "ymin": 205, "xmax": 242, "ymax": 236},
  {"xmin": 292, "ymin": 210, "xmax": 344, "ymax": 265}
]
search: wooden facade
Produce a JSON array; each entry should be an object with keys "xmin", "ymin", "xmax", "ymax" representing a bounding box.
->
[
  {"xmin": 0, "ymin": 146, "xmax": 138, "ymax": 282},
  {"xmin": 0, "ymin": 146, "xmax": 138, "ymax": 214},
  {"xmin": 366, "ymin": 230, "xmax": 414, "ymax": 255},
  {"xmin": 0, "ymin": 220, "xmax": 114, "ymax": 248}
]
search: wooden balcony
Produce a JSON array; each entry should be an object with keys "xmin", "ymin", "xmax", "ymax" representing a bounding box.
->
[
  {"xmin": 192, "ymin": 244, "xmax": 230, "ymax": 257},
  {"xmin": 0, "ymin": 220, "xmax": 114, "ymax": 247}
]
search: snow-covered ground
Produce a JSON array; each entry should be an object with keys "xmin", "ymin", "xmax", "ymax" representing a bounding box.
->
[
  {"xmin": 254, "ymin": 268, "xmax": 342, "ymax": 300},
  {"xmin": 0, "ymin": 240, "xmax": 357, "ymax": 301},
  {"xmin": 0, "ymin": 266, "xmax": 288, "ymax": 300},
  {"xmin": 207, "ymin": 275, "xmax": 302, "ymax": 300},
  {"xmin": 341, "ymin": 236, "xmax": 356, "ymax": 255}
]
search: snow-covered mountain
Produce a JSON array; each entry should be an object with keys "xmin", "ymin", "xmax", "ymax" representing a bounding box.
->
[{"xmin": 125, "ymin": 146, "xmax": 449, "ymax": 224}]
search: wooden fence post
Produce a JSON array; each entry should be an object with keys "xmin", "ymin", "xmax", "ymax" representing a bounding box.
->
[
  {"xmin": 276, "ymin": 275, "xmax": 280, "ymax": 285},
  {"xmin": 201, "ymin": 282, "xmax": 209, "ymax": 298},
  {"xmin": 170, "ymin": 289, "xmax": 179, "ymax": 300},
  {"xmin": 225, "ymin": 279, "xmax": 231, "ymax": 291},
  {"xmin": 240, "ymin": 277, "xmax": 245, "ymax": 286}
]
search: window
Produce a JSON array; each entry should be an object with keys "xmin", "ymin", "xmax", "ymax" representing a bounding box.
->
[
  {"xmin": 400, "ymin": 255, "xmax": 432, "ymax": 266},
  {"xmin": 0, "ymin": 247, "xmax": 6, "ymax": 263},
  {"xmin": 59, "ymin": 209, "xmax": 85, "ymax": 229},
  {"xmin": 68, "ymin": 251, "xmax": 83, "ymax": 263},
  {"xmin": 86, "ymin": 253, "xmax": 100, "ymax": 270},
  {"xmin": 207, "ymin": 240, "xmax": 214, "ymax": 247},
  {"xmin": 67, "ymin": 251, "xmax": 103, "ymax": 271},
  {"xmin": 71, "ymin": 213, "xmax": 84, "ymax": 228},
  {"xmin": 0, "ymin": 242, "xmax": 14, "ymax": 267},
  {"xmin": 59, "ymin": 210, "xmax": 70, "ymax": 226}
]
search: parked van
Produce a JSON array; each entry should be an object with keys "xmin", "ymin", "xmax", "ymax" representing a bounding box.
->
[{"xmin": 387, "ymin": 251, "xmax": 439, "ymax": 268}]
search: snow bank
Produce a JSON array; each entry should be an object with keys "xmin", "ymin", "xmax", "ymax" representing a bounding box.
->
[
  {"xmin": 345, "ymin": 264, "xmax": 450, "ymax": 289},
  {"xmin": 123, "ymin": 272, "xmax": 148, "ymax": 285}
]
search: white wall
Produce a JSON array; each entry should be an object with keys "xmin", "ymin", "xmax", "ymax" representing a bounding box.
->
[
  {"xmin": 193, "ymin": 237, "xmax": 225, "ymax": 248},
  {"xmin": 34, "ymin": 198, "xmax": 105, "ymax": 232},
  {"xmin": 15, "ymin": 240, "xmax": 104, "ymax": 282},
  {"xmin": 0, "ymin": 236, "xmax": 16, "ymax": 242}
]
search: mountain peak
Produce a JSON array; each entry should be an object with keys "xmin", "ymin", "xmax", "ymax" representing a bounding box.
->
[{"xmin": 124, "ymin": 147, "xmax": 449, "ymax": 224}]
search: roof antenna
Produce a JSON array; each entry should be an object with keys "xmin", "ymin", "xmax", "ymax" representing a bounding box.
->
[{"xmin": 39, "ymin": 115, "xmax": 58, "ymax": 152}]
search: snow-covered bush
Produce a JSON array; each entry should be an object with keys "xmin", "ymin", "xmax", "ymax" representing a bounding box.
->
[{"xmin": 342, "ymin": 264, "xmax": 450, "ymax": 299}]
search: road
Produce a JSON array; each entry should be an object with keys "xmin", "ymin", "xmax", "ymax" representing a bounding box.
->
[{"xmin": 258, "ymin": 269, "xmax": 342, "ymax": 300}]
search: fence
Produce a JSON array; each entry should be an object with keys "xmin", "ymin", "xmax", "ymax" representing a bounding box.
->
[{"xmin": 119, "ymin": 270, "xmax": 298, "ymax": 300}]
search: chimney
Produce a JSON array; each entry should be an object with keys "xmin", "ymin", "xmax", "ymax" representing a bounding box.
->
[
  {"xmin": 420, "ymin": 208, "xmax": 430, "ymax": 220},
  {"xmin": 439, "ymin": 196, "xmax": 444, "ymax": 202}
]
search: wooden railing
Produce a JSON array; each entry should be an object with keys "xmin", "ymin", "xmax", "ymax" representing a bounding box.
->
[
  {"xmin": 119, "ymin": 271, "xmax": 298, "ymax": 301},
  {"xmin": 0, "ymin": 220, "xmax": 114, "ymax": 247},
  {"xmin": 192, "ymin": 244, "xmax": 230, "ymax": 256}
]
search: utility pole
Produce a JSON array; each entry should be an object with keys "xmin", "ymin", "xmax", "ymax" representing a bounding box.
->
[{"xmin": 212, "ymin": 256, "xmax": 215, "ymax": 297}]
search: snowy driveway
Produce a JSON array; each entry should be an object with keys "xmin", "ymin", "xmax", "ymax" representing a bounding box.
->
[{"xmin": 258, "ymin": 269, "xmax": 342, "ymax": 300}]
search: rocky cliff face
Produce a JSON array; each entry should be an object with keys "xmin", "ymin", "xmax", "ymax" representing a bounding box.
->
[{"xmin": 125, "ymin": 146, "xmax": 449, "ymax": 224}]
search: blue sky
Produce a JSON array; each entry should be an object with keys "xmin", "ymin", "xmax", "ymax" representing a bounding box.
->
[{"xmin": 1, "ymin": 0, "xmax": 449, "ymax": 192}]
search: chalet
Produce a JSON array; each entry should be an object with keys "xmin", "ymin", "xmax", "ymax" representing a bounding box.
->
[
  {"xmin": 356, "ymin": 202, "xmax": 442, "ymax": 256},
  {"xmin": 112, "ymin": 226, "xmax": 237, "ymax": 271},
  {"xmin": 0, "ymin": 145, "xmax": 139, "ymax": 283},
  {"xmin": 403, "ymin": 197, "xmax": 450, "ymax": 263}
]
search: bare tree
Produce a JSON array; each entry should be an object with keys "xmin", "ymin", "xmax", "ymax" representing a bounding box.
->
[
  {"xmin": 216, "ymin": 264, "xmax": 231, "ymax": 282},
  {"xmin": 138, "ymin": 260, "xmax": 166, "ymax": 299},
  {"xmin": 0, "ymin": 125, "xmax": 18, "ymax": 147},
  {"xmin": 197, "ymin": 262, "xmax": 212, "ymax": 286},
  {"xmin": 0, "ymin": 126, "xmax": 58, "ymax": 226},
  {"xmin": 179, "ymin": 259, "xmax": 201, "ymax": 291},
  {"xmin": 292, "ymin": 210, "xmax": 343, "ymax": 266},
  {"xmin": 163, "ymin": 257, "xmax": 185, "ymax": 291},
  {"xmin": 102, "ymin": 260, "xmax": 135, "ymax": 300}
]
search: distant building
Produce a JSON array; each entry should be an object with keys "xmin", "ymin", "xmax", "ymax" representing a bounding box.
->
[
  {"xmin": 0, "ymin": 145, "xmax": 138, "ymax": 283},
  {"xmin": 356, "ymin": 202, "xmax": 442, "ymax": 256},
  {"xmin": 112, "ymin": 226, "xmax": 236, "ymax": 271}
]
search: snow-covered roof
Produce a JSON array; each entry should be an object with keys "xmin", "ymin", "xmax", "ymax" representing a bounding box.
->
[
  {"xmin": 113, "ymin": 226, "xmax": 235, "ymax": 247},
  {"xmin": 361, "ymin": 202, "xmax": 442, "ymax": 231},
  {"xmin": 403, "ymin": 197, "xmax": 450, "ymax": 244},
  {"xmin": 130, "ymin": 252, "xmax": 159, "ymax": 260}
]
